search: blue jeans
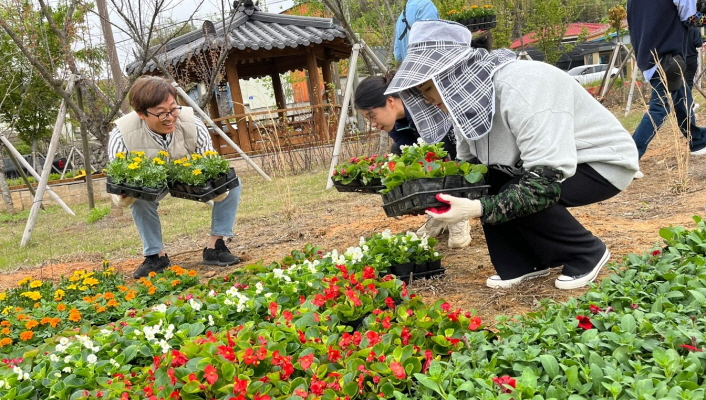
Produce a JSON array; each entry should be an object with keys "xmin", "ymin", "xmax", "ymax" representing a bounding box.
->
[
  {"xmin": 130, "ymin": 184, "xmax": 242, "ymax": 256},
  {"xmin": 633, "ymin": 75, "xmax": 706, "ymax": 159}
]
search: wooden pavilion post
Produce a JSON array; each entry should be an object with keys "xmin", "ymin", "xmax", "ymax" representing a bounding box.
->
[
  {"xmin": 305, "ymin": 47, "xmax": 325, "ymax": 140},
  {"xmin": 225, "ymin": 59, "xmax": 251, "ymax": 153},
  {"xmin": 208, "ymin": 88, "xmax": 225, "ymax": 153}
]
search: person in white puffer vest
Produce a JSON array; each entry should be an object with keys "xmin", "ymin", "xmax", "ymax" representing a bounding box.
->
[{"xmin": 107, "ymin": 76, "xmax": 242, "ymax": 279}]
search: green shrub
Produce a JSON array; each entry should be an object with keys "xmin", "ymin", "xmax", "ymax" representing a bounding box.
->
[{"xmin": 86, "ymin": 205, "xmax": 110, "ymax": 223}]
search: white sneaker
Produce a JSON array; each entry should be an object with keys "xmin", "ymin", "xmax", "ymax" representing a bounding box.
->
[
  {"xmin": 416, "ymin": 217, "xmax": 446, "ymax": 238},
  {"xmin": 691, "ymin": 146, "xmax": 706, "ymax": 156},
  {"xmin": 448, "ymin": 219, "xmax": 471, "ymax": 248},
  {"xmin": 486, "ymin": 269, "xmax": 550, "ymax": 289},
  {"xmin": 634, "ymin": 170, "xmax": 644, "ymax": 179},
  {"xmin": 554, "ymin": 248, "xmax": 610, "ymax": 290}
]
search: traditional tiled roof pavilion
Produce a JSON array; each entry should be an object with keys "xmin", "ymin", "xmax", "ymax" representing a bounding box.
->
[{"xmin": 127, "ymin": 0, "xmax": 353, "ymax": 154}]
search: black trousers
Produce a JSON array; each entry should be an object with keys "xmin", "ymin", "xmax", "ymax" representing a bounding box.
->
[{"xmin": 482, "ymin": 164, "xmax": 620, "ymax": 279}]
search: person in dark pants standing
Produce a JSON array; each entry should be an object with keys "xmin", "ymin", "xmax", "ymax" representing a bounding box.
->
[
  {"xmin": 628, "ymin": 0, "xmax": 706, "ymax": 180},
  {"xmin": 386, "ymin": 20, "xmax": 638, "ymax": 290},
  {"xmin": 685, "ymin": 26, "xmax": 703, "ymax": 113}
]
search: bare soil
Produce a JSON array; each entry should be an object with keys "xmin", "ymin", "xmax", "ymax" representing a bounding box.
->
[{"xmin": 3, "ymin": 130, "xmax": 706, "ymax": 328}]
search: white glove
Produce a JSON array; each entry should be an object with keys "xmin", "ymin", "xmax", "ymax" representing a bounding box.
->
[
  {"xmin": 212, "ymin": 191, "xmax": 228, "ymax": 202},
  {"xmin": 425, "ymin": 193, "xmax": 482, "ymax": 224},
  {"xmin": 111, "ymin": 194, "xmax": 136, "ymax": 208}
]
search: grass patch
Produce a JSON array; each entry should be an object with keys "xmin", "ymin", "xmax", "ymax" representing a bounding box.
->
[{"xmin": 0, "ymin": 167, "xmax": 342, "ymax": 271}]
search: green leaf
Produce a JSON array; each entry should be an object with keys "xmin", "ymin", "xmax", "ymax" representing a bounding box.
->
[
  {"xmin": 620, "ymin": 314, "xmax": 636, "ymax": 334},
  {"xmin": 540, "ymin": 354, "xmax": 560, "ymax": 379}
]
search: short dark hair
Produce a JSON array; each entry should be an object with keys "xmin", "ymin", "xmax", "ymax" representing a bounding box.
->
[
  {"xmin": 354, "ymin": 70, "xmax": 400, "ymax": 110},
  {"xmin": 129, "ymin": 75, "xmax": 177, "ymax": 113}
]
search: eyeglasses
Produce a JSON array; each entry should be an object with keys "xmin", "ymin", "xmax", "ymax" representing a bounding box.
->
[{"xmin": 145, "ymin": 106, "xmax": 182, "ymax": 121}]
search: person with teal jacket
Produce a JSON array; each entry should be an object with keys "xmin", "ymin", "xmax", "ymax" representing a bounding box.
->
[{"xmin": 394, "ymin": 0, "xmax": 439, "ymax": 62}]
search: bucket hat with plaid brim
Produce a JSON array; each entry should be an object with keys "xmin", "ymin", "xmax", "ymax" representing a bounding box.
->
[{"xmin": 385, "ymin": 20, "xmax": 516, "ymax": 143}]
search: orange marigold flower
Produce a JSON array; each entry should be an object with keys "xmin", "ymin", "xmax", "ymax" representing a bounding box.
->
[
  {"xmin": 68, "ymin": 309, "xmax": 81, "ymax": 322},
  {"xmin": 25, "ymin": 320, "xmax": 38, "ymax": 330},
  {"xmin": 57, "ymin": 304, "xmax": 67, "ymax": 312},
  {"xmin": 20, "ymin": 331, "xmax": 34, "ymax": 341},
  {"xmin": 96, "ymin": 306, "xmax": 107, "ymax": 313},
  {"xmin": 117, "ymin": 285, "xmax": 128, "ymax": 292},
  {"xmin": 0, "ymin": 338, "xmax": 12, "ymax": 347},
  {"xmin": 41, "ymin": 317, "xmax": 51, "ymax": 324},
  {"xmin": 188, "ymin": 270, "xmax": 198, "ymax": 277},
  {"xmin": 148, "ymin": 271, "xmax": 157, "ymax": 278},
  {"xmin": 34, "ymin": 302, "xmax": 40, "ymax": 308},
  {"xmin": 103, "ymin": 292, "xmax": 115, "ymax": 300},
  {"xmin": 0, "ymin": 321, "xmax": 10, "ymax": 327},
  {"xmin": 125, "ymin": 290, "xmax": 136, "ymax": 301},
  {"xmin": 49, "ymin": 318, "xmax": 60, "ymax": 328},
  {"xmin": 17, "ymin": 314, "xmax": 29, "ymax": 321},
  {"xmin": 1, "ymin": 328, "xmax": 10, "ymax": 335},
  {"xmin": 148, "ymin": 286, "xmax": 157, "ymax": 295},
  {"xmin": 171, "ymin": 280, "xmax": 181, "ymax": 287},
  {"xmin": 107, "ymin": 299, "xmax": 119, "ymax": 308}
]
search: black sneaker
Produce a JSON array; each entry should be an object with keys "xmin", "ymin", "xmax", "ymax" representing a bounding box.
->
[
  {"xmin": 203, "ymin": 239, "xmax": 240, "ymax": 266},
  {"xmin": 133, "ymin": 254, "xmax": 171, "ymax": 279}
]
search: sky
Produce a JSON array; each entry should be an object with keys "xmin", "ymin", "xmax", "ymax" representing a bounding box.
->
[{"xmin": 92, "ymin": 0, "xmax": 295, "ymax": 70}]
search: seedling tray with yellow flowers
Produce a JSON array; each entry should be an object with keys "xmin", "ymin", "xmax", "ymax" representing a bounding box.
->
[
  {"xmin": 167, "ymin": 151, "xmax": 240, "ymax": 202},
  {"xmin": 105, "ymin": 151, "xmax": 169, "ymax": 201}
]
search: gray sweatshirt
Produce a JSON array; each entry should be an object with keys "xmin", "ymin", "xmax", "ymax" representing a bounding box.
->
[{"xmin": 456, "ymin": 60, "xmax": 639, "ymax": 190}]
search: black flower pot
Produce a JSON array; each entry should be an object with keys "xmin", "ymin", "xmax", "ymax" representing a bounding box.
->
[
  {"xmin": 444, "ymin": 175, "xmax": 466, "ymax": 189},
  {"xmin": 427, "ymin": 259, "xmax": 442, "ymax": 271},
  {"xmin": 402, "ymin": 178, "xmax": 444, "ymax": 197},
  {"xmin": 414, "ymin": 262, "xmax": 429, "ymax": 274},
  {"xmin": 391, "ymin": 262, "xmax": 415, "ymax": 276}
]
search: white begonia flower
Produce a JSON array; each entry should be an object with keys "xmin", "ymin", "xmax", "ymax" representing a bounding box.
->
[
  {"xmin": 23, "ymin": 373, "xmax": 29, "ymax": 380},
  {"xmin": 53, "ymin": 372, "xmax": 61, "ymax": 378},
  {"xmin": 62, "ymin": 367, "xmax": 72, "ymax": 373},
  {"xmin": 264, "ymin": 292, "xmax": 274, "ymax": 298},
  {"xmin": 208, "ymin": 289, "xmax": 217, "ymax": 297},
  {"xmin": 0, "ymin": 380, "xmax": 4, "ymax": 389},
  {"xmin": 144, "ymin": 326, "xmax": 156, "ymax": 342},
  {"xmin": 189, "ymin": 298, "xmax": 202, "ymax": 311},
  {"xmin": 49, "ymin": 354, "xmax": 59, "ymax": 363},
  {"xmin": 359, "ymin": 237, "xmax": 366, "ymax": 246},
  {"xmin": 110, "ymin": 359, "xmax": 119, "ymax": 367},
  {"xmin": 87, "ymin": 354, "xmax": 98, "ymax": 364},
  {"xmin": 164, "ymin": 324, "xmax": 175, "ymax": 340},
  {"xmin": 416, "ymin": 137, "xmax": 425, "ymax": 144},
  {"xmin": 59, "ymin": 337, "xmax": 69, "ymax": 346},
  {"xmin": 208, "ymin": 315, "xmax": 215, "ymax": 326},
  {"xmin": 434, "ymin": 251, "xmax": 439, "ymax": 257},
  {"xmin": 54, "ymin": 344, "xmax": 66, "ymax": 353},
  {"xmin": 64, "ymin": 355, "xmax": 72, "ymax": 363},
  {"xmin": 255, "ymin": 282, "xmax": 264, "ymax": 294},
  {"xmin": 308, "ymin": 282, "xmax": 313, "ymax": 286},
  {"xmin": 381, "ymin": 229, "xmax": 392, "ymax": 239},
  {"xmin": 226, "ymin": 287, "xmax": 239, "ymax": 297},
  {"xmin": 223, "ymin": 299, "xmax": 234, "ymax": 306},
  {"xmin": 152, "ymin": 304, "xmax": 167, "ymax": 313},
  {"xmin": 100, "ymin": 329, "xmax": 112, "ymax": 336},
  {"xmin": 159, "ymin": 339, "xmax": 170, "ymax": 353}
]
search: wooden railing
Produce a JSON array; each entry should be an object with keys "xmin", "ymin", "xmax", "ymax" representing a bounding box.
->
[{"xmin": 210, "ymin": 104, "xmax": 347, "ymax": 155}]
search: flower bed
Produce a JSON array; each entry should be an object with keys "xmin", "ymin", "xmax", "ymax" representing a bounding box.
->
[
  {"xmin": 3, "ymin": 219, "xmax": 706, "ymax": 399},
  {"xmin": 0, "ymin": 263, "xmax": 199, "ymax": 351}
]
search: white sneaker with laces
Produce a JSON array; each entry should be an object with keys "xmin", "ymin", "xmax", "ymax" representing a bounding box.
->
[
  {"xmin": 447, "ymin": 219, "xmax": 471, "ymax": 248},
  {"xmin": 691, "ymin": 146, "xmax": 706, "ymax": 156},
  {"xmin": 554, "ymin": 248, "xmax": 610, "ymax": 290},
  {"xmin": 416, "ymin": 217, "xmax": 446, "ymax": 238},
  {"xmin": 634, "ymin": 170, "xmax": 644, "ymax": 179},
  {"xmin": 486, "ymin": 269, "xmax": 550, "ymax": 289}
]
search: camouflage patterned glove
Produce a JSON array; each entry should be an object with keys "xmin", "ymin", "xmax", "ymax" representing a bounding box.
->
[{"xmin": 425, "ymin": 193, "xmax": 483, "ymax": 224}]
